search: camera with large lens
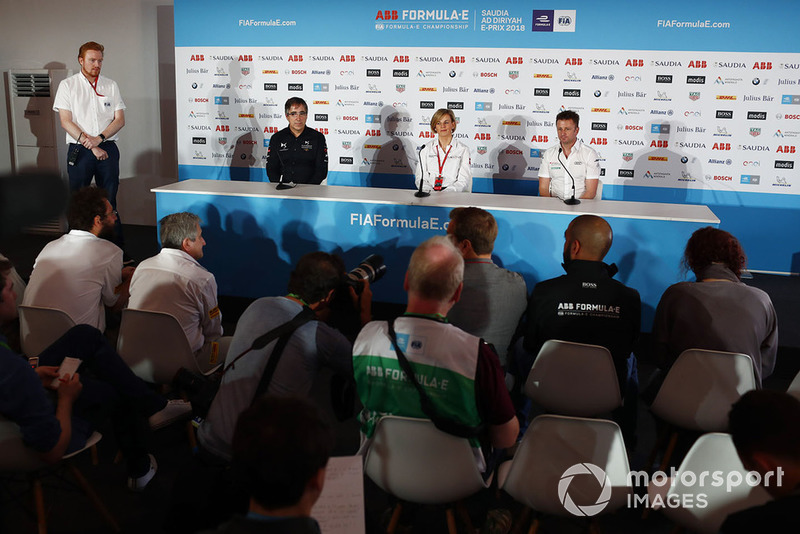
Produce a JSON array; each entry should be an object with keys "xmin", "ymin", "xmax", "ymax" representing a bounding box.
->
[{"xmin": 344, "ymin": 254, "xmax": 387, "ymax": 294}]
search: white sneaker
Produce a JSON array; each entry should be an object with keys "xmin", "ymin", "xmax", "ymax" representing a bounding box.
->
[
  {"xmin": 148, "ymin": 399, "xmax": 192, "ymax": 430},
  {"xmin": 127, "ymin": 454, "xmax": 157, "ymax": 491}
]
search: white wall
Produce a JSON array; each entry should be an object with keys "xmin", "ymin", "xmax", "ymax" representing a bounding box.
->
[{"xmin": 0, "ymin": 0, "xmax": 176, "ymax": 225}]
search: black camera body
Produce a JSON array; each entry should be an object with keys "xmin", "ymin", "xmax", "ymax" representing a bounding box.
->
[{"xmin": 344, "ymin": 253, "xmax": 387, "ymax": 294}]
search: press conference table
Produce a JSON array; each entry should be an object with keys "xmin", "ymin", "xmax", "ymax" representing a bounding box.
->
[{"xmin": 153, "ymin": 179, "xmax": 719, "ymax": 330}]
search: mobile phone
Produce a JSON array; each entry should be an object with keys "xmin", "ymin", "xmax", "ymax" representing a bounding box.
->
[{"xmin": 51, "ymin": 357, "xmax": 81, "ymax": 389}]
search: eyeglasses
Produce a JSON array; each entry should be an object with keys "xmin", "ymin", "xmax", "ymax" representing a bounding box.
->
[
  {"xmin": 105, "ymin": 209, "xmax": 118, "ymax": 219},
  {"xmin": 287, "ymin": 111, "xmax": 307, "ymax": 117}
]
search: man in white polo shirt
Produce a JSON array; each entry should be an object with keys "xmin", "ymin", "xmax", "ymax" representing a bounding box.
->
[
  {"xmin": 23, "ymin": 187, "xmax": 132, "ymax": 332},
  {"xmin": 538, "ymin": 110, "xmax": 601, "ymax": 201},
  {"xmin": 128, "ymin": 212, "xmax": 231, "ymax": 372},
  {"xmin": 53, "ymin": 41, "xmax": 127, "ymax": 249}
]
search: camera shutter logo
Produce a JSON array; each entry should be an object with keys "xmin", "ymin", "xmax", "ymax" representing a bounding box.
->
[{"xmin": 558, "ymin": 463, "xmax": 612, "ymax": 516}]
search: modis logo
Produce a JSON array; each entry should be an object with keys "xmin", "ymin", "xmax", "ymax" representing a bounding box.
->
[
  {"xmin": 238, "ymin": 55, "xmax": 253, "ymax": 62},
  {"xmin": 340, "ymin": 55, "xmax": 356, "ymax": 62},
  {"xmin": 753, "ymin": 62, "xmax": 772, "ymax": 70},
  {"xmin": 190, "ymin": 55, "xmax": 204, "ymax": 61},
  {"xmin": 688, "ymin": 61, "xmax": 707, "ymax": 68},
  {"xmin": 449, "ymin": 56, "xmax": 465, "ymax": 63},
  {"xmin": 625, "ymin": 59, "xmax": 644, "ymax": 67},
  {"xmin": 288, "ymin": 55, "xmax": 303, "ymax": 62},
  {"xmin": 376, "ymin": 10, "xmax": 398, "ymax": 19}
]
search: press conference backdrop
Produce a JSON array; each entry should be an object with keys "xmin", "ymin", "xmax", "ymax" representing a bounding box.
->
[{"xmin": 175, "ymin": 0, "xmax": 800, "ymax": 274}]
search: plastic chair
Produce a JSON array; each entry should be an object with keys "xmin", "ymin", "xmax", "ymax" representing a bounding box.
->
[
  {"xmin": 18, "ymin": 305, "xmax": 77, "ymax": 358},
  {"xmin": 498, "ymin": 414, "xmax": 632, "ymax": 533},
  {"xmin": 652, "ymin": 432, "xmax": 772, "ymax": 534},
  {"xmin": 524, "ymin": 339, "xmax": 622, "ymax": 417},
  {"xmin": 117, "ymin": 308, "xmax": 219, "ymax": 385},
  {"xmin": 647, "ymin": 349, "xmax": 757, "ymax": 472},
  {"xmin": 787, "ymin": 369, "xmax": 800, "ymax": 400},
  {"xmin": 0, "ymin": 416, "xmax": 119, "ymax": 533},
  {"xmin": 363, "ymin": 416, "xmax": 489, "ymax": 534}
]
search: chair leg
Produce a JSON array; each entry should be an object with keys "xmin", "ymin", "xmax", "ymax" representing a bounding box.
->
[
  {"xmin": 445, "ymin": 508, "xmax": 458, "ymax": 534},
  {"xmin": 386, "ymin": 502, "xmax": 403, "ymax": 534},
  {"xmin": 456, "ymin": 501, "xmax": 474, "ymax": 532},
  {"xmin": 658, "ymin": 431, "xmax": 679, "ymax": 473},
  {"xmin": 186, "ymin": 420, "xmax": 198, "ymax": 451},
  {"xmin": 33, "ymin": 476, "xmax": 46, "ymax": 534},
  {"xmin": 68, "ymin": 464, "xmax": 121, "ymax": 532},
  {"xmin": 527, "ymin": 518, "xmax": 540, "ymax": 534}
]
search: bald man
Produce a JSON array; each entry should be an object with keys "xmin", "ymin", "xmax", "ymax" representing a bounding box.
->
[{"xmin": 516, "ymin": 215, "xmax": 641, "ymax": 436}]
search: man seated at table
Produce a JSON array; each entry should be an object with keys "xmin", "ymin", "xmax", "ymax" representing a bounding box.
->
[
  {"xmin": 266, "ymin": 97, "xmax": 328, "ymax": 185},
  {"xmin": 22, "ymin": 187, "xmax": 133, "ymax": 332},
  {"xmin": 128, "ymin": 212, "xmax": 231, "ymax": 373},
  {"xmin": 538, "ymin": 110, "xmax": 601, "ymax": 201},
  {"xmin": 446, "ymin": 207, "xmax": 527, "ymax": 367},
  {"xmin": 353, "ymin": 236, "xmax": 518, "ymax": 473}
]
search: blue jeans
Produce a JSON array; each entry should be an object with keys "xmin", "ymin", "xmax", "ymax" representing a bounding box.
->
[{"xmin": 67, "ymin": 141, "xmax": 124, "ymax": 248}]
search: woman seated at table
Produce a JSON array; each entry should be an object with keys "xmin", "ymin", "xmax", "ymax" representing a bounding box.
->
[{"xmin": 414, "ymin": 108, "xmax": 472, "ymax": 193}]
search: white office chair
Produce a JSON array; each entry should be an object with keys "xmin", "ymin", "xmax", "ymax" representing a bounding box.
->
[
  {"xmin": 787, "ymin": 369, "xmax": 800, "ymax": 400},
  {"xmin": 647, "ymin": 348, "xmax": 757, "ymax": 472},
  {"xmin": 0, "ymin": 416, "xmax": 118, "ymax": 533},
  {"xmin": 117, "ymin": 308, "xmax": 219, "ymax": 385},
  {"xmin": 18, "ymin": 305, "xmax": 77, "ymax": 358},
  {"xmin": 363, "ymin": 416, "xmax": 489, "ymax": 534},
  {"xmin": 498, "ymin": 414, "xmax": 632, "ymax": 533},
  {"xmin": 524, "ymin": 339, "xmax": 622, "ymax": 417},
  {"xmin": 653, "ymin": 432, "xmax": 772, "ymax": 534}
]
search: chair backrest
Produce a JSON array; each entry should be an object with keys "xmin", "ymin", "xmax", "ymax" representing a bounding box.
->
[
  {"xmin": 661, "ymin": 432, "xmax": 772, "ymax": 534},
  {"xmin": 524, "ymin": 339, "xmax": 622, "ymax": 417},
  {"xmin": 18, "ymin": 305, "xmax": 77, "ymax": 358},
  {"xmin": 650, "ymin": 349, "xmax": 756, "ymax": 432},
  {"xmin": 595, "ymin": 179, "xmax": 604, "ymax": 200},
  {"xmin": 0, "ymin": 415, "xmax": 48, "ymax": 471},
  {"xmin": 363, "ymin": 416, "xmax": 488, "ymax": 504},
  {"xmin": 0, "ymin": 414, "xmax": 103, "ymax": 471},
  {"xmin": 499, "ymin": 414, "xmax": 631, "ymax": 517},
  {"xmin": 787, "ymin": 369, "xmax": 800, "ymax": 400},
  {"xmin": 117, "ymin": 308, "xmax": 197, "ymax": 384}
]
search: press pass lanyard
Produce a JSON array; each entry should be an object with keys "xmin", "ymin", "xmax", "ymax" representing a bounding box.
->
[
  {"xmin": 434, "ymin": 144, "xmax": 453, "ymax": 191},
  {"xmin": 84, "ymin": 75, "xmax": 105, "ymax": 97}
]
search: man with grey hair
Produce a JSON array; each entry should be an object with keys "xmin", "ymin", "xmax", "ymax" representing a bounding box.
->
[
  {"xmin": 353, "ymin": 236, "xmax": 518, "ymax": 472},
  {"xmin": 128, "ymin": 212, "xmax": 231, "ymax": 372}
]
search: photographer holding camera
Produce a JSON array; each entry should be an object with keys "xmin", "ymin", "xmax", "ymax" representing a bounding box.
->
[{"xmin": 196, "ymin": 251, "xmax": 372, "ymax": 463}]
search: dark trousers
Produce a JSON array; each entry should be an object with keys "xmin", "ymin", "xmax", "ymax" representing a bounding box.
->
[
  {"xmin": 38, "ymin": 324, "xmax": 166, "ymax": 475},
  {"xmin": 67, "ymin": 141, "xmax": 124, "ymax": 248}
]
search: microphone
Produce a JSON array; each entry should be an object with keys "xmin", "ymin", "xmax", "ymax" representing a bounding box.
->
[
  {"xmin": 276, "ymin": 147, "xmax": 296, "ymax": 190},
  {"xmin": 558, "ymin": 147, "xmax": 580, "ymax": 205},
  {"xmin": 414, "ymin": 143, "xmax": 430, "ymax": 198}
]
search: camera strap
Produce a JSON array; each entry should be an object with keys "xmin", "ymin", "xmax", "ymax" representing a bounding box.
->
[
  {"xmin": 220, "ymin": 306, "xmax": 317, "ymax": 405},
  {"xmin": 387, "ymin": 318, "xmax": 484, "ymax": 439}
]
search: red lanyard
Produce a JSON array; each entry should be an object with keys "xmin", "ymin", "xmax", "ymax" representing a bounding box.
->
[
  {"xmin": 85, "ymin": 75, "xmax": 105, "ymax": 97},
  {"xmin": 435, "ymin": 144, "xmax": 453, "ymax": 190}
]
